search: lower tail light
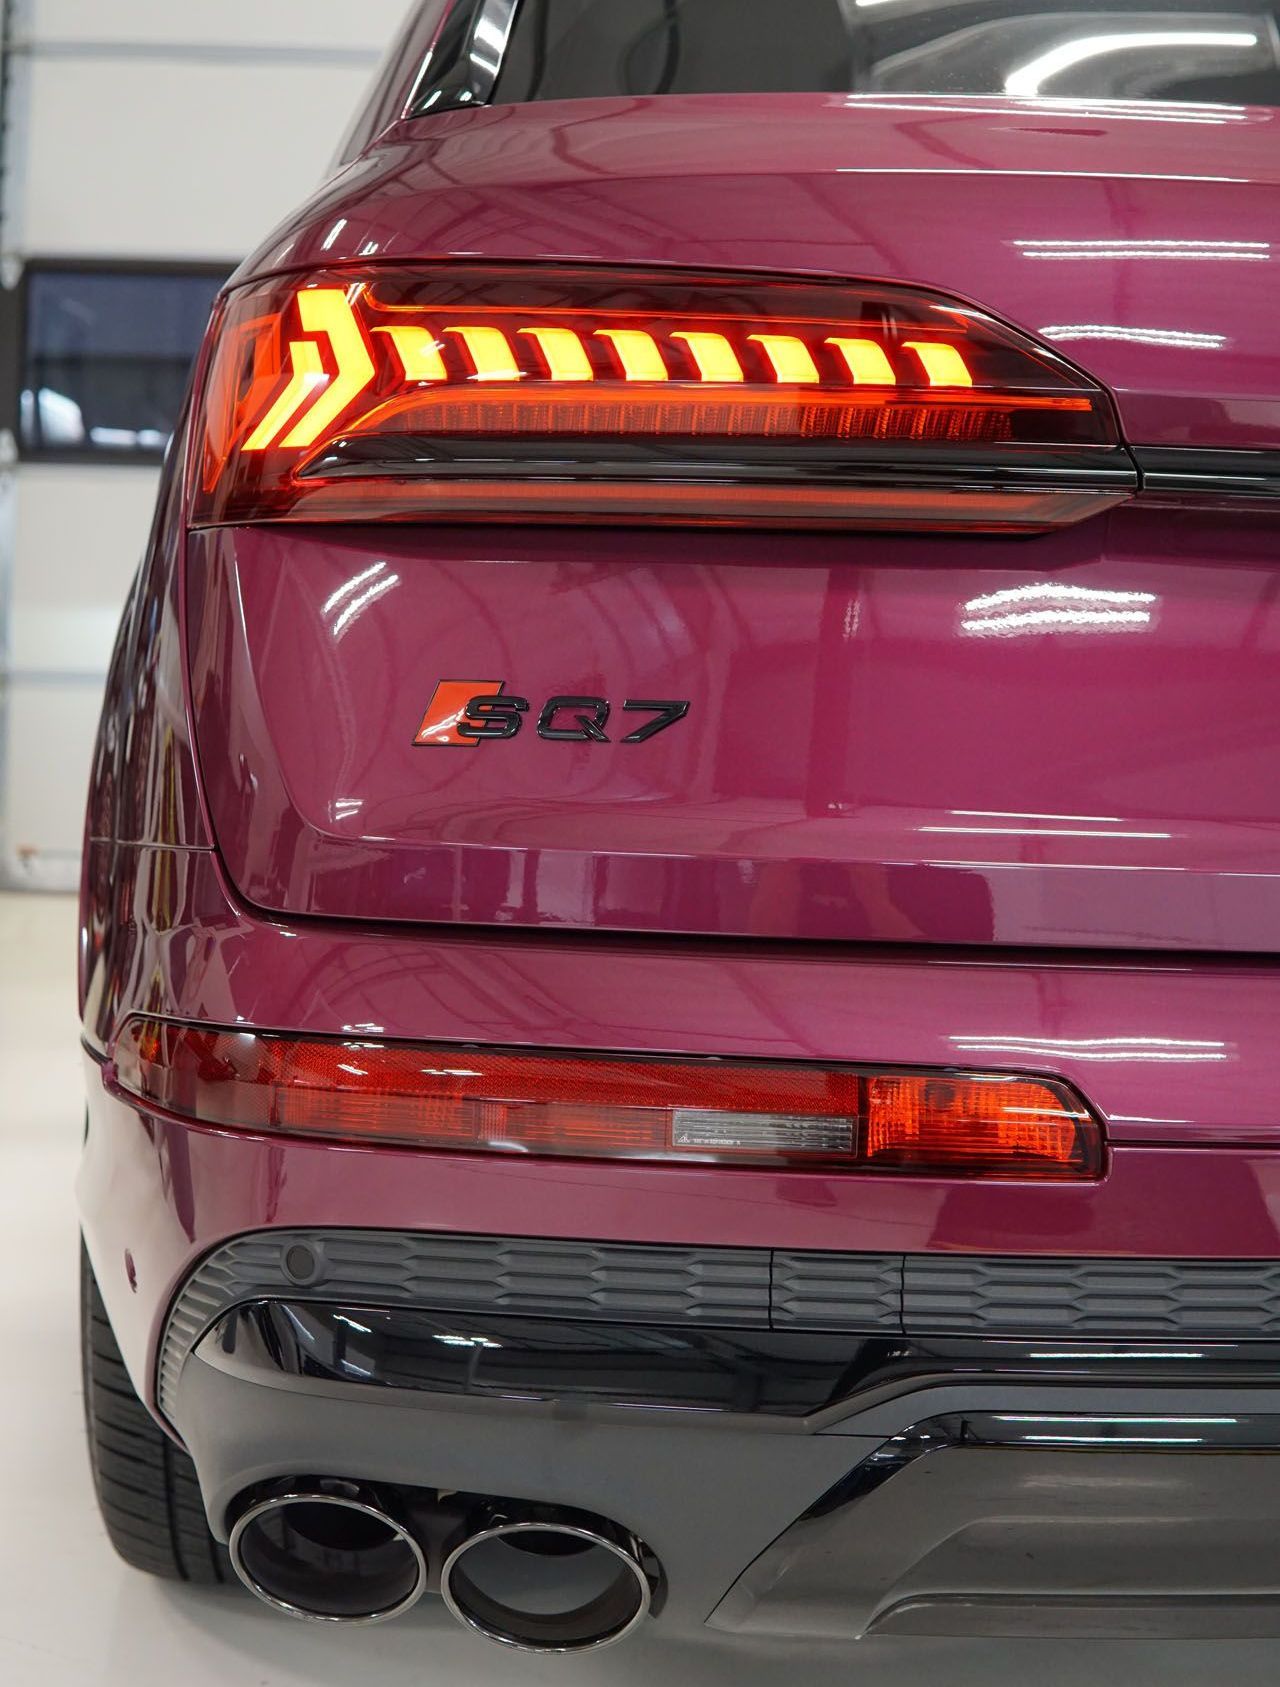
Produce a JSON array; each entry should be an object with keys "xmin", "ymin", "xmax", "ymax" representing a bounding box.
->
[
  {"xmin": 112, "ymin": 1021, "xmax": 1102, "ymax": 1180},
  {"xmin": 191, "ymin": 265, "xmax": 1132, "ymax": 534}
]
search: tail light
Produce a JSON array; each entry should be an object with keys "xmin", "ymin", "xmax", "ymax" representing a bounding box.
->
[
  {"xmin": 112, "ymin": 1020, "xmax": 1102, "ymax": 1180},
  {"xmin": 192, "ymin": 265, "xmax": 1132, "ymax": 534}
]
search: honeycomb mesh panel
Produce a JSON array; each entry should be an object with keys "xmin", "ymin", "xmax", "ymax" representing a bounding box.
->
[
  {"xmin": 157, "ymin": 1230, "xmax": 773, "ymax": 1418},
  {"xmin": 157, "ymin": 1231, "xmax": 1280, "ymax": 1421},
  {"xmin": 904, "ymin": 1255, "xmax": 1280, "ymax": 1335},
  {"xmin": 772, "ymin": 1252, "xmax": 902, "ymax": 1329}
]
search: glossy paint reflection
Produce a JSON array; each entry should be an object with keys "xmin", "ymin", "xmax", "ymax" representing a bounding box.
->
[
  {"xmin": 79, "ymin": 847, "xmax": 1280, "ymax": 1148},
  {"xmin": 1002, "ymin": 30, "xmax": 1264, "ymax": 100},
  {"xmin": 957, "ymin": 581, "xmax": 1158, "ymax": 636},
  {"xmin": 201, "ymin": 1300, "xmax": 876, "ymax": 1416},
  {"xmin": 1015, "ymin": 237, "xmax": 1270, "ymax": 260},
  {"xmin": 1040, "ymin": 325, "xmax": 1228, "ymax": 349},
  {"xmin": 240, "ymin": 94, "xmax": 1280, "ymax": 450},
  {"xmin": 186, "ymin": 503, "xmax": 1280, "ymax": 951},
  {"xmin": 950, "ymin": 1034, "xmax": 1228, "ymax": 1065},
  {"xmin": 74, "ymin": 837, "xmax": 1280, "ymax": 1397}
]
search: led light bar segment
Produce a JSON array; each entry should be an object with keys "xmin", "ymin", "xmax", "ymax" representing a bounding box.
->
[
  {"xmin": 193, "ymin": 264, "xmax": 1126, "ymax": 531},
  {"xmin": 112, "ymin": 1020, "xmax": 1103, "ymax": 1178}
]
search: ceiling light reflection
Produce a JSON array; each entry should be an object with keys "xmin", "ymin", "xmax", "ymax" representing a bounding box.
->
[
  {"xmin": 1040, "ymin": 325, "xmax": 1228, "ymax": 349},
  {"xmin": 1005, "ymin": 30, "xmax": 1258, "ymax": 99},
  {"xmin": 953, "ymin": 810, "xmax": 1124, "ymax": 823},
  {"xmin": 961, "ymin": 582, "xmax": 1157, "ymax": 638},
  {"xmin": 1017, "ymin": 239, "xmax": 1269, "ymax": 261},
  {"xmin": 1024, "ymin": 1433, "xmax": 1206, "ymax": 1443},
  {"xmin": 322, "ymin": 559, "xmax": 386, "ymax": 615},
  {"xmin": 841, "ymin": 96, "xmax": 1253, "ymax": 125},
  {"xmin": 1029, "ymin": 1351, "xmax": 1204, "ymax": 1361},
  {"xmin": 921, "ymin": 825, "xmax": 1170, "ymax": 838},
  {"xmin": 332, "ymin": 571, "xmax": 400, "ymax": 639},
  {"xmin": 952, "ymin": 1035, "xmax": 1228, "ymax": 1064}
]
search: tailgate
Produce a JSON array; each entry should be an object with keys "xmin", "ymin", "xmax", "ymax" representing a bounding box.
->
[
  {"xmin": 189, "ymin": 96, "xmax": 1280, "ymax": 947},
  {"xmin": 187, "ymin": 503, "xmax": 1280, "ymax": 948}
]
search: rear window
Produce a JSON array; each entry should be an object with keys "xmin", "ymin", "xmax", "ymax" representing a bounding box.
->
[{"xmin": 484, "ymin": 0, "xmax": 1280, "ymax": 108}]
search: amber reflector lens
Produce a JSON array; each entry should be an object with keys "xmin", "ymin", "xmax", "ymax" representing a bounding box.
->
[
  {"xmin": 191, "ymin": 264, "xmax": 1122, "ymax": 532},
  {"xmin": 865, "ymin": 1074, "xmax": 1098, "ymax": 1177},
  {"xmin": 112, "ymin": 1021, "xmax": 1100, "ymax": 1178}
]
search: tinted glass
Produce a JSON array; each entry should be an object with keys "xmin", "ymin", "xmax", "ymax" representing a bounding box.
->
[
  {"xmin": 491, "ymin": 0, "xmax": 1280, "ymax": 107},
  {"xmin": 20, "ymin": 268, "xmax": 225, "ymax": 457}
]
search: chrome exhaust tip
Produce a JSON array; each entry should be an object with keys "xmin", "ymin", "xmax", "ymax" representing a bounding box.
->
[
  {"xmin": 228, "ymin": 1480, "xmax": 428, "ymax": 1624},
  {"xmin": 440, "ymin": 1506, "xmax": 654, "ymax": 1653}
]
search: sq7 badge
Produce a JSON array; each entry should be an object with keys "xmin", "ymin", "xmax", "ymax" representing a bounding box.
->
[{"xmin": 415, "ymin": 682, "xmax": 689, "ymax": 747}]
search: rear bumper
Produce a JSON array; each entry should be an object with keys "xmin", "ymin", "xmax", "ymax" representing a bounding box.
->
[
  {"xmin": 79, "ymin": 1064, "xmax": 1280, "ymax": 1402},
  {"xmin": 168, "ymin": 1238, "xmax": 1280, "ymax": 1641},
  {"xmin": 83, "ymin": 1081, "xmax": 1280, "ymax": 1642},
  {"xmin": 78, "ymin": 847, "xmax": 1280, "ymax": 1638}
]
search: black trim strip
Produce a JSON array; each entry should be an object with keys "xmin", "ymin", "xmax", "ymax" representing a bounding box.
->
[
  {"xmin": 305, "ymin": 435, "xmax": 1139, "ymax": 498},
  {"xmin": 198, "ymin": 1300, "xmax": 879, "ymax": 1417},
  {"xmin": 1136, "ymin": 447, "xmax": 1280, "ymax": 501},
  {"xmin": 803, "ymin": 1408, "xmax": 1280, "ymax": 1520},
  {"xmin": 408, "ymin": 0, "xmax": 520, "ymax": 117},
  {"xmin": 159, "ymin": 1230, "xmax": 1280, "ymax": 1423},
  {"xmin": 192, "ymin": 1301, "xmax": 1280, "ymax": 1423},
  {"xmin": 317, "ymin": 437, "xmax": 1280, "ymax": 506}
]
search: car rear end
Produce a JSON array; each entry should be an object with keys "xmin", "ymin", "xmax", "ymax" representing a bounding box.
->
[{"xmin": 78, "ymin": 0, "xmax": 1280, "ymax": 1652}]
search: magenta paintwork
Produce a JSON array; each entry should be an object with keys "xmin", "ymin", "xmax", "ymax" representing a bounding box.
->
[
  {"xmin": 80, "ymin": 849, "xmax": 1280, "ymax": 1149},
  {"xmin": 85, "ymin": 440, "xmax": 208, "ymax": 853},
  {"xmin": 74, "ymin": 845, "xmax": 1280, "ymax": 1399},
  {"xmin": 243, "ymin": 95, "xmax": 1280, "ymax": 450},
  {"xmin": 78, "ymin": 1084, "xmax": 1280, "ymax": 1403},
  {"xmin": 77, "ymin": 81, "xmax": 1280, "ymax": 1421},
  {"xmin": 187, "ymin": 505, "xmax": 1280, "ymax": 949},
  {"xmin": 189, "ymin": 95, "xmax": 1280, "ymax": 943}
]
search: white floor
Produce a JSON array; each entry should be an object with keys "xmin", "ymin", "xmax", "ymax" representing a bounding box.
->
[{"xmin": 2, "ymin": 889, "xmax": 1278, "ymax": 1685}]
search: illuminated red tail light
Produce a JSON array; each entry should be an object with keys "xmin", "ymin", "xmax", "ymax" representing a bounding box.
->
[
  {"xmin": 112, "ymin": 1021, "xmax": 1102, "ymax": 1180},
  {"xmin": 191, "ymin": 265, "xmax": 1130, "ymax": 533}
]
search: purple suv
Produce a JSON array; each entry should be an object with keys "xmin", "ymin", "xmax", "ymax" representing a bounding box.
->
[{"xmin": 77, "ymin": 0, "xmax": 1280, "ymax": 1655}]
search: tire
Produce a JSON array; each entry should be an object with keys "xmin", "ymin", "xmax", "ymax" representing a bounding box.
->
[{"xmin": 80, "ymin": 1243, "xmax": 233, "ymax": 1584}]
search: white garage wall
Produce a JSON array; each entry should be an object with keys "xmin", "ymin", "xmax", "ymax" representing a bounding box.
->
[
  {"xmin": 0, "ymin": 0, "xmax": 413, "ymax": 888},
  {"xmin": 28, "ymin": 1, "xmax": 410, "ymax": 51},
  {"xmin": 18, "ymin": 57, "xmax": 396, "ymax": 259}
]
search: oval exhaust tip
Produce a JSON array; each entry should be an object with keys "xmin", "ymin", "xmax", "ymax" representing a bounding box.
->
[
  {"xmin": 440, "ymin": 1510, "xmax": 654, "ymax": 1652},
  {"xmin": 228, "ymin": 1483, "xmax": 427, "ymax": 1624}
]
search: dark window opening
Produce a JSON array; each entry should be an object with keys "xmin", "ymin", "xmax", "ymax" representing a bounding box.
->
[
  {"xmin": 482, "ymin": 0, "xmax": 1280, "ymax": 110},
  {"xmin": 19, "ymin": 266, "xmax": 227, "ymax": 460}
]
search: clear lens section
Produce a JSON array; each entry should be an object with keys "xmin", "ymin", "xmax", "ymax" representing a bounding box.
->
[
  {"xmin": 670, "ymin": 1109, "xmax": 855, "ymax": 1154},
  {"xmin": 112, "ymin": 1020, "xmax": 1102, "ymax": 1179},
  {"xmin": 191, "ymin": 265, "xmax": 1123, "ymax": 532}
]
